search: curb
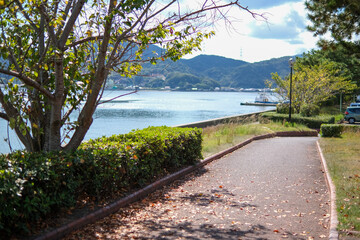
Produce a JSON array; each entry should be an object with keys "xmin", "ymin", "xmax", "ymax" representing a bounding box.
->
[
  {"xmin": 317, "ymin": 141, "xmax": 339, "ymax": 240},
  {"xmin": 34, "ymin": 130, "xmax": 318, "ymax": 240}
]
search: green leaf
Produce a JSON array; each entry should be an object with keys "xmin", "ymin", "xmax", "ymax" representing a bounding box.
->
[
  {"xmin": 9, "ymin": 118, "xmax": 16, "ymax": 129},
  {"xmin": 124, "ymin": 21, "xmax": 132, "ymax": 27}
]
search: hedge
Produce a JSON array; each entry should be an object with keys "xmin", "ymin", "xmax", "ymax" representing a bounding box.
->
[
  {"xmin": 260, "ymin": 112, "xmax": 335, "ymax": 128},
  {"xmin": 320, "ymin": 124, "xmax": 344, "ymax": 137},
  {"xmin": 320, "ymin": 124, "xmax": 360, "ymax": 137},
  {"xmin": 0, "ymin": 126, "xmax": 202, "ymax": 237}
]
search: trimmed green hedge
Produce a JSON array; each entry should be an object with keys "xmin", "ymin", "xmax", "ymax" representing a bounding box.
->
[
  {"xmin": 320, "ymin": 124, "xmax": 344, "ymax": 137},
  {"xmin": 320, "ymin": 124, "xmax": 360, "ymax": 137},
  {"xmin": 0, "ymin": 126, "xmax": 202, "ymax": 237},
  {"xmin": 260, "ymin": 112, "xmax": 335, "ymax": 128}
]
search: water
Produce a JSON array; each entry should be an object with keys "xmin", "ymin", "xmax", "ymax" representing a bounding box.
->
[{"xmin": 0, "ymin": 90, "xmax": 274, "ymax": 153}]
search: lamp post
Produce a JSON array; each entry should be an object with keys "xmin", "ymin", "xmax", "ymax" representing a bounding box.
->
[
  {"xmin": 339, "ymin": 88, "xmax": 344, "ymax": 113},
  {"xmin": 288, "ymin": 58, "xmax": 294, "ymax": 122}
]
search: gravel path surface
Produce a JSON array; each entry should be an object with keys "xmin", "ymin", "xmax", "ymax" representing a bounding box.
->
[{"xmin": 66, "ymin": 137, "xmax": 330, "ymax": 240}]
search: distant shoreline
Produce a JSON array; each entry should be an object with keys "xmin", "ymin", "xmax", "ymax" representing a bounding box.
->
[{"xmin": 104, "ymin": 87, "xmax": 270, "ymax": 93}]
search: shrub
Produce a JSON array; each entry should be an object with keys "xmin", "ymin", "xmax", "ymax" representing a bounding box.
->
[
  {"xmin": 300, "ymin": 104, "xmax": 320, "ymax": 117},
  {"xmin": 260, "ymin": 112, "xmax": 335, "ymax": 129},
  {"xmin": 0, "ymin": 126, "xmax": 202, "ymax": 237},
  {"xmin": 276, "ymin": 103, "xmax": 294, "ymax": 114},
  {"xmin": 320, "ymin": 124, "xmax": 344, "ymax": 137},
  {"xmin": 0, "ymin": 151, "xmax": 82, "ymax": 235}
]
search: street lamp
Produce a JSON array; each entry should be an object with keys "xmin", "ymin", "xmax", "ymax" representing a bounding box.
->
[
  {"xmin": 288, "ymin": 58, "xmax": 294, "ymax": 122},
  {"xmin": 339, "ymin": 88, "xmax": 344, "ymax": 113}
]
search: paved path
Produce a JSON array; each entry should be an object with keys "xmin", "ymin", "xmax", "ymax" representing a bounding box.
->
[{"xmin": 66, "ymin": 137, "xmax": 330, "ymax": 240}]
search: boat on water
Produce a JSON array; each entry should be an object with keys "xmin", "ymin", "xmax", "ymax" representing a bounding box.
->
[
  {"xmin": 255, "ymin": 92, "xmax": 281, "ymax": 104},
  {"xmin": 241, "ymin": 91, "xmax": 284, "ymax": 106}
]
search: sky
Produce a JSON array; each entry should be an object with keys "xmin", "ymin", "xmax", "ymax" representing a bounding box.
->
[{"xmin": 183, "ymin": 0, "xmax": 319, "ymax": 63}]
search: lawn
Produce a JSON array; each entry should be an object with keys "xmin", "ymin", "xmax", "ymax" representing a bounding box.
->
[
  {"xmin": 319, "ymin": 130, "xmax": 360, "ymax": 238},
  {"xmin": 202, "ymin": 121, "xmax": 311, "ymax": 158}
]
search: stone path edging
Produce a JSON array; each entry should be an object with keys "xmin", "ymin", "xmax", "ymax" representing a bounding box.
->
[
  {"xmin": 317, "ymin": 141, "xmax": 339, "ymax": 240},
  {"xmin": 35, "ymin": 130, "xmax": 322, "ymax": 240}
]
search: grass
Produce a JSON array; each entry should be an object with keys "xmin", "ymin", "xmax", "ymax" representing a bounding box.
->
[
  {"xmin": 320, "ymin": 104, "xmax": 345, "ymax": 123},
  {"xmin": 201, "ymin": 121, "xmax": 311, "ymax": 158},
  {"xmin": 319, "ymin": 130, "xmax": 360, "ymax": 237}
]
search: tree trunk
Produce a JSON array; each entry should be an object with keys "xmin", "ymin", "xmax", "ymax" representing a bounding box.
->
[
  {"xmin": 47, "ymin": 54, "xmax": 65, "ymax": 151},
  {"xmin": 64, "ymin": 3, "xmax": 114, "ymax": 151}
]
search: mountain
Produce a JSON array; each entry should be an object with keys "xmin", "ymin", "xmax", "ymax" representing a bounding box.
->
[
  {"xmin": 107, "ymin": 45, "xmax": 298, "ymax": 90},
  {"xmin": 181, "ymin": 55, "xmax": 248, "ymax": 72}
]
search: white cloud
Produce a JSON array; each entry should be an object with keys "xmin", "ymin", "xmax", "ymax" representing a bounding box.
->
[{"xmin": 182, "ymin": 0, "xmax": 320, "ymax": 62}]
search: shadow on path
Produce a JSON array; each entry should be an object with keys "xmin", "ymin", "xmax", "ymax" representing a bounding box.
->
[{"xmin": 66, "ymin": 137, "xmax": 329, "ymax": 240}]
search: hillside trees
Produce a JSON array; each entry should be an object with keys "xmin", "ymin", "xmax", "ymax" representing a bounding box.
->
[
  {"xmin": 270, "ymin": 59, "xmax": 357, "ymax": 113},
  {"xmin": 0, "ymin": 0, "xmax": 261, "ymax": 153},
  {"xmin": 165, "ymin": 72, "xmax": 220, "ymax": 90}
]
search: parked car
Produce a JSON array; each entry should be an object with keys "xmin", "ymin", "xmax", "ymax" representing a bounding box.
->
[
  {"xmin": 350, "ymin": 102, "xmax": 360, "ymax": 107},
  {"xmin": 344, "ymin": 107, "xmax": 360, "ymax": 124}
]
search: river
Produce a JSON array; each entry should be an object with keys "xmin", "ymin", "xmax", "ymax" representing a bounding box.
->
[{"xmin": 0, "ymin": 90, "xmax": 275, "ymax": 154}]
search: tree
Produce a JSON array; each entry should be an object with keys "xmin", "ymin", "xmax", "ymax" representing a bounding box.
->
[
  {"xmin": 269, "ymin": 59, "xmax": 357, "ymax": 113},
  {"xmin": 0, "ymin": 0, "xmax": 261, "ymax": 152},
  {"xmin": 297, "ymin": 48, "xmax": 360, "ymax": 88},
  {"xmin": 305, "ymin": 0, "xmax": 360, "ymax": 52}
]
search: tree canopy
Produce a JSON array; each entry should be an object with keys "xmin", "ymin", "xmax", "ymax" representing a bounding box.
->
[
  {"xmin": 269, "ymin": 57, "xmax": 357, "ymax": 113},
  {"xmin": 297, "ymin": 48, "xmax": 360, "ymax": 88},
  {"xmin": 306, "ymin": 0, "xmax": 360, "ymax": 51},
  {"xmin": 0, "ymin": 0, "xmax": 261, "ymax": 153}
]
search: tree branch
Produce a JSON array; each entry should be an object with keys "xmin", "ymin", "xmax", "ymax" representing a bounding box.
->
[
  {"xmin": 97, "ymin": 90, "xmax": 138, "ymax": 105},
  {"xmin": 0, "ymin": 26, "xmax": 22, "ymax": 73},
  {"xmin": 0, "ymin": 112, "xmax": 9, "ymax": 121},
  {"xmin": 14, "ymin": 0, "xmax": 40, "ymax": 34},
  {"xmin": 0, "ymin": 69, "xmax": 54, "ymax": 100},
  {"xmin": 39, "ymin": 6, "xmax": 58, "ymax": 45},
  {"xmin": 56, "ymin": 0, "xmax": 74, "ymax": 38},
  {"xmin": 171, "ymin": 0, "xmax": 265, "ymax": 26},
  {"xmin": 0, "ymin": 87, "xmax": 34, "ymax": 150},
  {"xmin": 58, "ymin": 0, "xmax": 87, "ymax": 49},
  {"xmin": 65, "ymin": 35, "xmax": 105, "ymax": 49}
]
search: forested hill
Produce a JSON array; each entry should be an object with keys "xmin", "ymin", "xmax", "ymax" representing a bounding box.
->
[
  {"xmin": 179, "ymin": 55, "xmax": 292, "ymax": 89},
  {"xmin": 107, "ymin": 45, "xmax": 298, "ymax": 90}
]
